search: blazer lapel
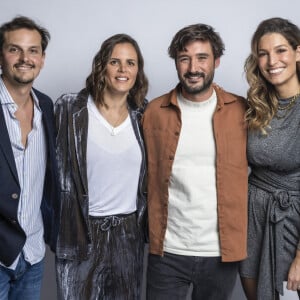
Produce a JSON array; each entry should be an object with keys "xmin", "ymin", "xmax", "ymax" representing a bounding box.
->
[
  {"xmin": 39, "ymin": 97, "xmax": 55, "ymax": 150},
  {"xmin": 0, "ymin": 105, "xmax": 19, "ymax": 183}
]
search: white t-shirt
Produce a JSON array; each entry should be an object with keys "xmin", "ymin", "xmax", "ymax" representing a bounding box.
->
[{"xmin": 164, "ymin": 91, "xmax": 221, "ymax": 256}]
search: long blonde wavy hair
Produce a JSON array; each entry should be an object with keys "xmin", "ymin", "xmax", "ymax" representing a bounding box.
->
[{"xmin": 245, "ymin": 17, "xmax": 300, "ymax": 133}]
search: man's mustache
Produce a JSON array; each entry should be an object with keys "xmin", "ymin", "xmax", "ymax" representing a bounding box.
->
[
  {"xmin": 14, "ymin": 63, "xmax": 35, "ymax": 68},
  {"xmin": 184, "ymin": 72, "xmax": 205, "ymax": 79}
]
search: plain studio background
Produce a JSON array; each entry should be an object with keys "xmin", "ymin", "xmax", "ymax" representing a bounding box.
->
[{"xmin": 1, "ymin": 0, "xmax": 300, "ymax": 299}]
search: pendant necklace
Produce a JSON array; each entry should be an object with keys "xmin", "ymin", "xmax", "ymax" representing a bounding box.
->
[{"xmin": 107, "ymin": 106, "xmax": 128, "ymax": 136}]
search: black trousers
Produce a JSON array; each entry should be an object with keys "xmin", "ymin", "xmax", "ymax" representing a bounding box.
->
[
  {"xmin": 147, "ymin": 252, "xmax": 238, "ymax": 300},
  {"xmin": 56, "ymin": 212, "xmax": 144, "ymax": 300}
]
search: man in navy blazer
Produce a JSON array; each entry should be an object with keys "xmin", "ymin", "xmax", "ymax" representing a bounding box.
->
[{"xmin": 0, "ymin": 16, "xmax": 59, "ymax": 299}]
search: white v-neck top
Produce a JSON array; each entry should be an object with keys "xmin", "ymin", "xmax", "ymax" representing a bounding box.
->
[{"xmin": 86, "ymin": 96, "xmax": 141, "ymax": 216}]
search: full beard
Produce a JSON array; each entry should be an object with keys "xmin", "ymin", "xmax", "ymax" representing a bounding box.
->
[{"xmin": 179, "ymin": 71, "xmax": 214, "ymax": 95}]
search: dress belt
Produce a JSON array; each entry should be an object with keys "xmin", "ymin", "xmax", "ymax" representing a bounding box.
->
[{"xmin": 249, "ymin": 176, "xmax": 300, "ymax": 299}]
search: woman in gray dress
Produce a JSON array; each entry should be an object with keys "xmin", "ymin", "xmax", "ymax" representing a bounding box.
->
[{"xmin": 239, "ymin": 17, "xmax": 300, "ymax": 300}]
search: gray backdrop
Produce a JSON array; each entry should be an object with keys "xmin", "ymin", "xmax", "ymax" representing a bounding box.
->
[{"xmin": 1, "ymin": 0, "xmax": 300, "ymax": 299}]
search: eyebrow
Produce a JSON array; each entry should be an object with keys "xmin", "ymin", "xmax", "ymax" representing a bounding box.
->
[
  {"xmin": 258, "ymin": 43, "xmax": 289, "ymax": 51},
  {"xmin": 110, "ymin": 57, "xmax": 137, "ymax": 62},
  {"xmin": 177, "ymin": 52, "xmax": 209, "ymax": 58},
  {"xmin": 6, "ymin": 43, "xmax": 41, "ymax": 49}
]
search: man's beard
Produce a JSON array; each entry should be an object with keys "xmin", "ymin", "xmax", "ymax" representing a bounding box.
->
[
  {"xmin": 179, "ymin": 71, "xmax": 214, "ymax": 95},
  {"xmin": 13, "ymin": 74, "xmax": 35, "ymax": 84}
]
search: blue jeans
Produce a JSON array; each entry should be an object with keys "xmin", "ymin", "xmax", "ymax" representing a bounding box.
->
[
  {"xmin": 147, "ymin": 252, "xmax": 238, "ymax": 300},
  {"xmin": 0, "ymin": 254, "xmax": 44, "ymax": 300}
]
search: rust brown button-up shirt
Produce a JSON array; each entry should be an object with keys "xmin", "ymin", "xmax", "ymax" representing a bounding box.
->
[{"xmin": 142, "ymin": 84, "xmax": 248, "ymax": 262}]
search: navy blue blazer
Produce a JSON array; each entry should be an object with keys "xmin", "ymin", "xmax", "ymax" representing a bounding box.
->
[{"xmin": 0, "ymin": 88, "xmax": 59, "ymax": 267}]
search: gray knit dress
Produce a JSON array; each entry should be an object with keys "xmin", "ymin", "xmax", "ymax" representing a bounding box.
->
[{"xmin": 239, "ymin": 96, "xmax": 300, "ymax": 300}]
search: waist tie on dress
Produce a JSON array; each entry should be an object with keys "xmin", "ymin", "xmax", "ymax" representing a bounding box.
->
[{"xmin": 249, "ymin": 175, "xmax": 300, "ymax": 300}]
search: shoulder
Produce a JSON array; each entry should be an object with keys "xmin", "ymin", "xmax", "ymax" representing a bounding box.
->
[
  {"xmin": 127, "ymin": 97, "xmax": 148, "ymax": 115},
  {"xmin": 214, "ymin": 84, "xmax": 247, "ymax": 109},
  {"xmin": 54, "ymin": 89, "xmax": 88, "ymax": 111},
  {"xmin": 142, "ymin": 91, "xmax": 176, "ymax": 128},
  {"xmin": 55, "ymin": 92, "xmax": 80, "ymax": 107},
  {"xmin": 32, "ymin": 87, "xmax": 53, "ymax": 107},
  {"xmin": 146, "ymin": 89, "xmax": 175, "ymax": 112},
  {"xmin": 151, "ymin": 90, "xmax": 173, "ymax": 103}
]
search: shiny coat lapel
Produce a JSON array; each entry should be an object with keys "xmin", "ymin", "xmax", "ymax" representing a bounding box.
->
[{"xmin": 72, "ymin": 91, "xmax": 89, "ymax": 195}]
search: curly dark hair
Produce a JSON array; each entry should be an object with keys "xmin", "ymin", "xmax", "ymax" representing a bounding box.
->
[{"xmin": 168, "ymin": 23, "xmax": 225, "ymax": 60}]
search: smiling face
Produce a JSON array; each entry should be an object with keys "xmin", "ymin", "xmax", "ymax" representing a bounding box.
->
[
  {"xmin": 175, "ymin": 40, "xmax": 220, "ymax": 102},
  {"xmin": 0, "ymin": 28, "xmax": 45, "ymax": 89},
  {"xmin": 104, "ymin": 42, "xmax": 138, "ymax": 97},
  {"xmin": 257, "ymin": 33, "xmax": 300, "ymax": 93}
]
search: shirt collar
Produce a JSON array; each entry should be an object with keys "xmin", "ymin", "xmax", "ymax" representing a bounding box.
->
[{"xmin": 0, "ymin": 76, "xmax": 42, "ymax": 111}]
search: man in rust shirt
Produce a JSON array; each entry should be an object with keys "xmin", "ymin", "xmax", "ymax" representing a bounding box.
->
[{"xmin": 142, "ymin": 23, "xmax": 248, "ymax": 300}]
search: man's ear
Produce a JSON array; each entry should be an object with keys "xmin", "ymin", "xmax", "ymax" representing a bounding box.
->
[
  {"xmin": 296, "ymin": 45, "xmax": 300, "ymax": 62},
  {"xmin": 215, "ymin": 57, "xmax": 220, "ymax": 69}
]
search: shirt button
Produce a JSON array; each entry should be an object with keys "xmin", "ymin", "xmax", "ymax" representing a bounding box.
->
[{"xmin": 11, "ymin": 193, "xmax": 18, "ymax": 199}]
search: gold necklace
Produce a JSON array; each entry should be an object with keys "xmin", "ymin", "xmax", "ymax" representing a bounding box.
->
[
  {"xmin": 100, "ymin": 105, "xmax": 128, "ymax": 136},
  {"xmin": 275, "ymin": 92, "xmax": 300, "ymax": 119}
]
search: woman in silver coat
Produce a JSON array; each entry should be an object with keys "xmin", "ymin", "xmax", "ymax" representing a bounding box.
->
[{"xmin": 54, "ymin": 34, "xmax": 148, "ymax": 300}]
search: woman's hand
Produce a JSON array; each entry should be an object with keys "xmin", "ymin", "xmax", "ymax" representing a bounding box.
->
[{"xmin": 287, "ymin": 249, "xmax": 300, "ymax": 291}]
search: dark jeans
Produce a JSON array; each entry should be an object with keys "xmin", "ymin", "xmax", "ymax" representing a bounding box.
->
[
  {"xmin": 0, "ymin": 254, "xmax": 44, "ymax": 300},
  {"xmin": 147, "ymin": 252, "xmax": 238, "ymax": 300}
]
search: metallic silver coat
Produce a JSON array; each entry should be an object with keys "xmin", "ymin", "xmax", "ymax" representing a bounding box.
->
[{"xmin": 54, "ymin": 88, "xmax": 147, "ymax": 261}]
